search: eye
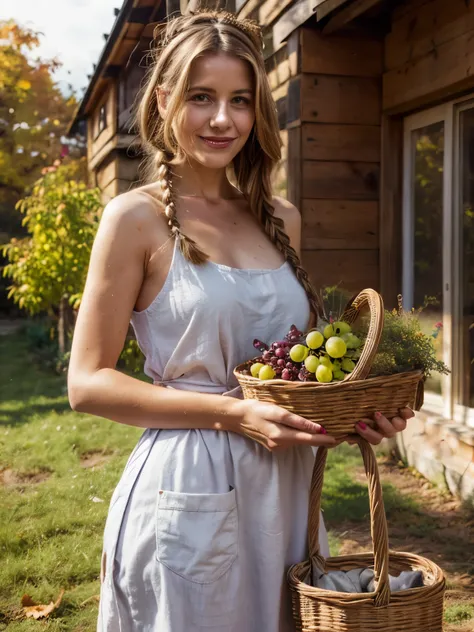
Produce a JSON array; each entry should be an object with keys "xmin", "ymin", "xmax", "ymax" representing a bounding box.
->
[
  {"xmin": 232, "ymin": 96, "xmax": 251, "ymax": 105},
  {"xmin": 190, "ymin": 93, "xmax": 211, "ymax": 103}
]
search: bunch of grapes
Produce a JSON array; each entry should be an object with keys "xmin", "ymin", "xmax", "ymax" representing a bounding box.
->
[{"xmin": 247, "ymin": 322, "xmax": 363, "ymax": 383}]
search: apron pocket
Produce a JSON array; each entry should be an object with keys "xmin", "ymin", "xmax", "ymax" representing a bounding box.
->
[{"xmin": 156, "ymin": 488, "xmax": 238, "ymax": 584}]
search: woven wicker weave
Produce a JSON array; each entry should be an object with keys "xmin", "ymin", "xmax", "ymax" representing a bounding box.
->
[
  {"xmin": 234, "ymin": 289, "xmax": 424, "ymax": 438},
  {"xmin": 288, "ymin": 438, "xmax": 446, "ymax": 631}
]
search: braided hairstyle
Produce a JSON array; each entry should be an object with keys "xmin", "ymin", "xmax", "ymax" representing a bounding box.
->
[{"xmin": 136, "ymin": 10, "xmax": 324, "ymax": 321}]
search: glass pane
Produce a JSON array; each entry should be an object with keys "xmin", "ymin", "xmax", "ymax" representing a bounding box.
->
[
  {"xmin": 411, "ymin": 122, "xmax": 445, "ymax": 393},
  {"xmin": 459, "ymin": 108, "xmax": 474, "ymax": 408}
]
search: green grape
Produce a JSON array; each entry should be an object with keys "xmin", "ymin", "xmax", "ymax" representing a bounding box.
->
[
  {"xmin": 304, "ymin": 355, "xmax": 320, "ymax": 373},
  {"xmin": 306, "ymin": 330, "xmax": 324, "ymax": 350},
  {"xmin": 325, "ymin": 336, "xmax": 347, "ymax": 359},
  {"xmin": 323, "ymin": 324, "xmax": 334, "ymax": 339},
  {"xmin": 341, "ymin": 358, "xmax": 355, "ymax": 372},
  {"xmin": 333, "ymin": 369, "xmax": 345, "ymax": 380},
  {"xmin": 319, "ymin": 355, "xmax": 332, "ymax": 369},
  {"xmin": 333, "ymin": 321, "xmax": 352, "ymax": 336},
  {"xmin": 332, "ymin": 359, "xmax": 342, "ymax": 370},
  {"xmin": 250, "ymin": 362, "xmax": 265, "ymax": 377},
  {"xmin": 344, "ymin": 334, "xmax": 362, "ymax": 350},
  {"xmin": 316, "ymin": 365, "xmax": 332, "ymax": 383},
  {"xmin": 259, "ymin": 365, "xmax": 276, "ymax": 380},
  {"xmin": 289, "ymin": 344, "xmax": 309, "ymax": 362}
]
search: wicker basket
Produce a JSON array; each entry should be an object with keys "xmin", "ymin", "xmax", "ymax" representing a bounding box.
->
[
  {"xmin": 234, "ymin": 289, "xmax": 424, "ymax": 438},
  {"xmin": 288, "ymin": 438, "xmax": 446, "ymax": 632}
]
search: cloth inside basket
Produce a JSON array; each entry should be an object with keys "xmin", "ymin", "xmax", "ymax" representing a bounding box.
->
[{"xmin": 306, "ymin": 564, "xmax": 424, "ymax": 593}]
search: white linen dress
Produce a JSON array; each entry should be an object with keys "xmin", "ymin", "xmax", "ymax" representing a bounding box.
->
[{"xmin": 97, "ymin": 237, "xmax": 330, "ymax": 632}]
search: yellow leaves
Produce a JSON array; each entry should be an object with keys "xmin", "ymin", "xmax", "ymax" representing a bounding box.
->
[
  {"xmin": 17, "ymin": 79, "xmax": 31, "ymax": 91},
  {"xmin": 21, "ymin": 589, "xmax": 64, "ymax": 620}
]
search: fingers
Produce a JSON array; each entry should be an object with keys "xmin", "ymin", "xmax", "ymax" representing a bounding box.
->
[
  {"xmin": 266, "ymin": 404, "xmax": 327, "ymax": 435},
  {"xmin": 354, "ymin": 420, "xmax": 384, "ymax": 445},
  {"xmin": 399, "ymin": 407, "xmax": 415, "ymax": 420},
  {"xmin": 391, "ymin": 416, "xmax": 407, "ymax": 432},
  {"xmin": 372, "ymin": 411, "xmax": 397, "ymax": 438},
  {"xmin": 271, "ymin": 427, "xmax": 337, "ymax": 448}
]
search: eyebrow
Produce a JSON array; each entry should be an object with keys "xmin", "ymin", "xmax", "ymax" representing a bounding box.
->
[{"xmin": 188, "ymin": 86, "xmax": 253, "ymax": 95}]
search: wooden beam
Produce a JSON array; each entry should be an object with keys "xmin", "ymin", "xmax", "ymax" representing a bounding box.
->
[
  {"xmin": 129, "ymin": 6, "xmax": 155, "ymax": 24},
  {"xmin": 299, "ymin": 74, "xmax": 381, "ymax": 126},
  {"xmin": 301, "ymin": 123, "xmax": 380, "ymax": 162},
  {"xmin": 103, "ymin": 65, "xmax": 121, "ymax": 79},
  {"xmin": 383, "ymin": 25, "xmax": 474, "ymax": 113},
  {"xmin": 300, "ymin": 28, "xmax": 383, "ymax": 77},
  {"xmin": 301, "ymin": 199, "xmax": 378, "ymax": 249},
  {"xmin": 273, "ymin": 0, "xmax": 314, "ymax": 46},
  {"xmin": 379, "ymin": 114, "xmax": 403, "ymax": 307},
  {"xmin": 322, "ymin": 0, "xmax": 382, "ymax": 34},
  {"xmin": 303, "ymin": 249, "xmax": 379, "ymax": 292},
  {"xmin": 302, "ymin": 160, "xmax": 380, "ymax": 199}
]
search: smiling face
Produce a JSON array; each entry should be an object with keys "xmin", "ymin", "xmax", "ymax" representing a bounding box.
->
[{"xmin": 171, "ymin": 52, "xmax": 256, "ymax": 170}]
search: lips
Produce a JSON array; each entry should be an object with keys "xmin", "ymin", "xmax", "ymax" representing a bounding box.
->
[{"xmin": 199, "ymin": 136, "xmax": 236, "ymax": 149}]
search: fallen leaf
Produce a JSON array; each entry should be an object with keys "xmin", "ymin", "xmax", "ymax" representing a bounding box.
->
[{"xmin": 21, "ymin": 588, "xmax": 64, "ymax": 619}]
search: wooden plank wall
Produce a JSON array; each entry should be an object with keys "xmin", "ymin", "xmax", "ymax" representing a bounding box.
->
[
  {"xmin": 384, "ymin": 0, "xmax": 474, "ymax": 113},
  {"xmin": 294, "ymin": 28, "xmax": 383, "ymax": 293}
]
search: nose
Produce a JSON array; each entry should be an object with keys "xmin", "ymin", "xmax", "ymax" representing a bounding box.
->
[{"xmin": 210, "ymin": 100, "xmax": 231, "ymax": 130}]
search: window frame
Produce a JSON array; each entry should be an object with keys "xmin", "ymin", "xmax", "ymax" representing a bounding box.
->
[{"xmin": 403, "ymin": 96, "xmax": 474, "ymax": 427}]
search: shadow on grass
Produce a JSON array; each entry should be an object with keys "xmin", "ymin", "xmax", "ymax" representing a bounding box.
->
[
  {"xmin": 0, "ymin": 333, "xmax": 70, "ymax": 428},
  {"xmin": 0, "ymin": 401, "xmax": 71, "ymax": 427},
  {"xmin": 322, "ymin": 446, "xmax": 474, "ymax": 581}
]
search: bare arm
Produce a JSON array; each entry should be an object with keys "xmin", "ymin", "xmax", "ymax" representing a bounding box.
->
[{"xmin": 68, "ymin": 193, "xmax": 335, "ymax": 449}]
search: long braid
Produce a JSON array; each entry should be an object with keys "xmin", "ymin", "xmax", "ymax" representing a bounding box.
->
[
  {"xmin": 154, "ymin": 150, "xmax": 208, "ymax": 265},
  {"xmin": 261, "ymin": 201, "xmax": 324, "ymax": 326}
]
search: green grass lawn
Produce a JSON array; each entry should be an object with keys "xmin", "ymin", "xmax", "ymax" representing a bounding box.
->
[
  {"xmin": 0, "ymin": 333, "xmax": 142, "ymax": 630},
  {"xmin": 0, "ymin": 331, "xmax": 472, "ymax": 630}
]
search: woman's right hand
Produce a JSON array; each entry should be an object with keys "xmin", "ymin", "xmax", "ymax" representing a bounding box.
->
[{"xmin": 229, "ymin": 399, "xmax": 337, "ymax": 451}]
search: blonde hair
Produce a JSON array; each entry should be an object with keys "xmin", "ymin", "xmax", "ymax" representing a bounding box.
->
[{"xmin": 136, "ymin": 10, "xmax": 323, "ymax": 320}]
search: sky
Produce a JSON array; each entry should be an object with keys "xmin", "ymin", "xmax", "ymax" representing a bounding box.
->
[{"xmin": 1, "ymin": 0, "xmax": 123, "ymax": 96}]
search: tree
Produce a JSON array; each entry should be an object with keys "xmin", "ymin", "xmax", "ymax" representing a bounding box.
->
[
  {"xmin": 0, "ymin": 20, "xmax": 84, "ymax": 314},
  {"xmin": 0, "ymin": 20, "xmax": 79, "ymax": 205},
  {"xmin": 2, "ymin": 160, "xmax": 102, "ymax": 353}
]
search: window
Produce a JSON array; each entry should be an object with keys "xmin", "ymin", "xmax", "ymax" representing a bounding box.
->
[
  {"xmin": 403, "ymin": 99, "xmax": 474, "ymax": 426},
  {"xmin": 97, "ymin": 103, "xmax": 107, "ymax": 136}
]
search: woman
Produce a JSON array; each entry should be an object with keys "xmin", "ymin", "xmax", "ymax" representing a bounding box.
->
[{"xmin": 68, "ymin": 10, "xmax": 412, "ymax": 631}]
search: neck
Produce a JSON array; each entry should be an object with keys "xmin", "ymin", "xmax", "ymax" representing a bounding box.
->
[{"xmin": 170, "ymin": 157, "xmax": 236, "ymax": 200}]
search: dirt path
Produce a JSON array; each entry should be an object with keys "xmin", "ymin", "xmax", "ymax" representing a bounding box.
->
[{"xmin": 331, "ymin": 456, "xmax": 474, "ymax": 631}]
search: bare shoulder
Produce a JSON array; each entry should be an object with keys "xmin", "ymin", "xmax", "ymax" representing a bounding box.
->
[
  {"xmin": 272, "ymin": 196, "xmax": 301, "ymax": 230},
  {"xmin": 271, "ymin": 196, "xmax": 301, "ymax": 254},
  {"xmin": 102, "ymin": 187, "xmax": 164, "ymax": 231}
]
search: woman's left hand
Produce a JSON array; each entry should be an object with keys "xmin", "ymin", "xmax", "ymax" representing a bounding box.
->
[{"xmin": 353, "ymin": 407, "xmax": 414, "ymax": 445}]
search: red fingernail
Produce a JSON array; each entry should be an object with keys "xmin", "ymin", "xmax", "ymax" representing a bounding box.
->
[
  {"xmin": 375, "ymin": 412, "xmax": 382, "ymax": 419},
  {"xmin": 357, "ymin": 422, "xmax": 367, "ymax": 430},
  {"xmin": 319, "ymin": 426, "xmax": 327, "ymax": 435}
]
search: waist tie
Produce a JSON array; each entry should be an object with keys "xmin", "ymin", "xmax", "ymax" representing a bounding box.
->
[{"xmin": 153, "ymin": 381, "xmax": 243, "ymax": 399}]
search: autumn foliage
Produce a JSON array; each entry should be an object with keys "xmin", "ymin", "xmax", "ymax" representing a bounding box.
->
[{"xmin": 2, "ymin": 160, "xmax": 102, "ymax": 350}]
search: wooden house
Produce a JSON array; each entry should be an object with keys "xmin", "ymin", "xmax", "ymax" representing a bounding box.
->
[{"xmin": 70, "ymin": 0, "xmax": 474, "ymax": 502}]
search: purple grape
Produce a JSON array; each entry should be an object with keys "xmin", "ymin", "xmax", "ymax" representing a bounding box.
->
[
  {"xmin": 282, "ymin": 368, "xmax": 291, "ymax": 380},
  {"xmin": 277, "ymin": 358, "xmax": 286, "ymax": 367},
  {"xmin": 298, "ymin": 369, "xmax": 307, "ymax": 382},
  {"xmin": 286, "ymin": 361, "xmax": 294, "ymax": 369},
  {"xmin": 271, "ymin": 342, "xmax": 281, "ymax": 350},
  {"xmin": 275, "ymin": 368, "xmax": 282, "ymax": 377},
  {"xmin": 270, "ymin": 357, "xmax": 279, "ymax": 366},
  {"xmin": 275, "ymin": 347, "xmax": 286, "ymax": 358},
  {"xmin": 262, "ymin": 350, "xmax": 273, "ymax": 362}
]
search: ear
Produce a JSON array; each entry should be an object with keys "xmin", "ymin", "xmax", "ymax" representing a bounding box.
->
[{"xmin": 156, "ymin": 88, "xmax": 168, "ymax": 118}]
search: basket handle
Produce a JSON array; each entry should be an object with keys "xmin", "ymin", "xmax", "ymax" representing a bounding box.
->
[
  {"xmin": 308, "ymin": 438, "xmax": 391, "ymax": 607},
  {"xmin": 341, "ymin": 288, "xmax": 384, "ymax": 382}
]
